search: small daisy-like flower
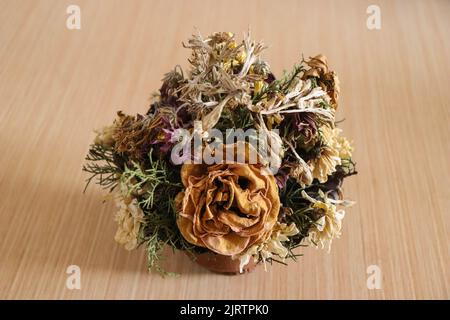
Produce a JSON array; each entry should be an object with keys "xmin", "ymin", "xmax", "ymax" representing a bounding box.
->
[
  {"xmin": 237, "ymin": 222, "xmax": 300, "ymax": 273},
  {"xmin": 301, "ymin": 190, "xmax": 353, "ymax": 252}
]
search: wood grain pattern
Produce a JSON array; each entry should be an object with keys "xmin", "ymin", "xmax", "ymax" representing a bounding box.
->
[{"xmin": 0, "ymin": 0, "xmax": 449, "ymax": 300}]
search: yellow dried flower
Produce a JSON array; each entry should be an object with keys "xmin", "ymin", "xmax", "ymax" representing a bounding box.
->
[
  {"xmin": 332, "ymin": 128, "xmax": 353, "ymax": 159},
  {"xmin": 308, "ymin": 147, "xmax": 341, "ymax": 183},
  {"xmin": 236, "ymin": 50, "xmax": 247, "ymax": 64},
  {"xmin": 307, "ymin": 125, "xmax": 354, "ymax": 183},
  {"xmin": 228, "ymin": 41, "xmax": 237, "ymax": 49},
  {"xmin": 254, "ymin": 80, "xmax": 264, "ymax": 96}
]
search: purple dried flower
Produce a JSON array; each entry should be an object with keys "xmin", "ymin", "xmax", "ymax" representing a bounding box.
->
[
  {"xmin": 275, "ymin": 171, "xmax": 289, "ymax": 189},
  {"xmin": 292, "ymin": 112, "xmax": 317, "ymax": 144}
]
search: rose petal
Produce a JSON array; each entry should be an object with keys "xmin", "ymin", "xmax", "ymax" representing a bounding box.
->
[
  {"xmin": 175, "ymin": 143, "xmax": 281, "ymax": 256},
  {"xmin": 202, "ymin": 233, "xmax": 250, "ymax": 256},
  {"xmin": 217, "ymin": 208, "xmax": 258, "ymax": 232},
  {"xmin": 229, "ymin": 165, "xmax": 266, "ymax": 191},
  {"xmin": 176, "ymin": 215, "xmax": 203, "ymax": 247},
  {"xmin": 181, "ymin": 163, "xmax": 207, "ymax": 187}
]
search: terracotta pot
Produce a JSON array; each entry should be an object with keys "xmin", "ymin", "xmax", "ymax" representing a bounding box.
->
[{"xmin": 190, "ymin": 252, "xmax": 258, "ymax": 275}]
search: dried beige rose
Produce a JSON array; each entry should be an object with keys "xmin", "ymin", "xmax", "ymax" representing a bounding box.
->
[{"xmin": 174, "ymin": 143, "xmax": 280, "ymax": 256}]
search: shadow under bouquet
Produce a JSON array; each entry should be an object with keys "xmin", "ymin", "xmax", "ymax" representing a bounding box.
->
[{"xmin": 83, "ymin": 31, "xmax": 357, "ymax": 275}]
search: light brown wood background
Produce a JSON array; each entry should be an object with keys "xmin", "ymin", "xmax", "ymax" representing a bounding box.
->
[{"xmin": 0, "ymin": 0, "xmax": 449, "ymax": 300}]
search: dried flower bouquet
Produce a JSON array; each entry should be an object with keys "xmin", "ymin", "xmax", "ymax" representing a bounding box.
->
[{"xmin": 83, "ymin": 31, "xmax": 357, "ymax": 275}]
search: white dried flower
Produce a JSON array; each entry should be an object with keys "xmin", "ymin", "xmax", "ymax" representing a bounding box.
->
[
  {"xmin": 114, "ymin": 195, "xmax": 145, "ymax": 251},
  {"xmin": 301, "ymin": 190, "xmax": 353, "ymax": 252},
  {"xmin": 237, "ymin": 222, "xmax": 300, "ymax": 273}
]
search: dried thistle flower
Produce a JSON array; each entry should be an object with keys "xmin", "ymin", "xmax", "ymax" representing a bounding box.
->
[
  {"xmin": 113, "ymin": 107, "xmax": 179, "ymax": 161},
  {"xmin": 113, "ymin": 111, "xmax": 157, "ymax": 161}
]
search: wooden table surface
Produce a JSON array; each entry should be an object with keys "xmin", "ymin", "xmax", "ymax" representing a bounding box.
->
[{"xmin": 0, "ymin": 0, "xmax": 449, "ymax": 300}]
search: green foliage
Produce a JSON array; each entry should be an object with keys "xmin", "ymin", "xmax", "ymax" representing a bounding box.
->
[
  {"xmin": 140, "ymin": 200, "xmax": 200, "ymax": 276},
  {"xmin": 120, "ymin": 151, "xmax": 180, "ymax": 209},
  {"xmin": 82, "ymin": 144, "xmax": 121, "ymax": 192},
  {"xmin": 122, "ymin": 150, "xmax": 202, "ymax": 275},
  {"xmin": 216, "ymin": 105, "xmax": 255, "ymax": 132},
  {"xmin": 252, "ymin": 60, "xmax": 305, "ymax": 104}
]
